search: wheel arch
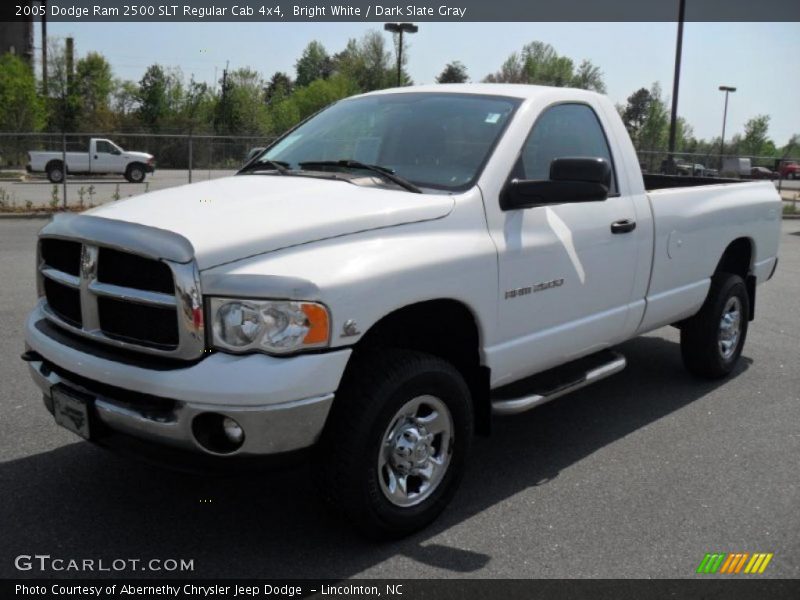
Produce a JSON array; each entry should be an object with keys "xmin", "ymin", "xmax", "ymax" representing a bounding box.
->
[
  {"xmin": 45, "ymin": 159, "xmax": 64, "ymax": 172},
  {"xmin": 714, "ymin": 236, "xmax": 756, "ymax": 321},
  {"xmin": 343, "ymin": 298, "xmax": 492, "ymax": 436}
]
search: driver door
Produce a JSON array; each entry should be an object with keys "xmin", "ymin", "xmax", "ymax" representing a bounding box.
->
[
  {"xmin": 92, "ymin": 140, "xmax": 119, "ymax": 174},
  {"xmin": 490, "ymin": 103, "xmax": 640, "ymax": 383}
]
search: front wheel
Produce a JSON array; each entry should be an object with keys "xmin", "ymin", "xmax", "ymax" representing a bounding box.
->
[
  {"xmin": 318, "ymin": 349, "xmax": 473, "ymax": 538},
  {"xmin": 46, "ymin": 162, "xmax": 64, "ymax": 183},
  {"xmin": 680, "ymin": 272, "xmax": 749, "ymax": 379},
  {"xmin": 124, "ymin": 163, "xmax": 146, "ymax": 183}
]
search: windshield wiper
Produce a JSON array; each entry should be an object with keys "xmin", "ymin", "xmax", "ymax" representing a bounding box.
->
[
  {"xmin": 238, "ymin": 159, "xmax": 290, "ymax": 175},
  {"xmin": 298, "ymin": 160, "xmax": 422, "ymax": 193}
]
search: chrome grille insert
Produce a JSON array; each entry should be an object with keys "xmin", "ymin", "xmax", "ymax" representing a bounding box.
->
[{"xmin": 37, "ymin": 215, "xmax": 203, "ymax": 361}]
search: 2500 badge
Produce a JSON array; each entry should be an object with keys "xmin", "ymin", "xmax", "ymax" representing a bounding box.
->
[{"xmin": 505, "ymin": 278, "xmax": 565, "ymax": 299}]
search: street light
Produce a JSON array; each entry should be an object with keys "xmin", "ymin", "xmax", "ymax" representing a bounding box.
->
[
  {"xmin": 719, "ymin": 85, "xmax": 737, "ymax": 169},
  {"xmin": 384, "ymin": 22, "xmax": 418, "ymax": 87}
]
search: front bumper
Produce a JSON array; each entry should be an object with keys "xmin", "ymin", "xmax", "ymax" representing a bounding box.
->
[{"xmin": 24, "ymin": 306, "xmax": 351, "ymax": 459}]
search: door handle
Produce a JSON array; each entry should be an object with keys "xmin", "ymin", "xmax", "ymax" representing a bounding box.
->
[
  {"xmin": 93, "ymin": 155, "xmax": 98, "ymax": 159},
  {"xmin": 611, "ymin": 219, "xmax": 636, "ymax": 234}
]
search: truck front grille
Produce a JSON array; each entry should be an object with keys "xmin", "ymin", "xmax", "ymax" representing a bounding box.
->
[
  {"xmin": 98, "ymin": 296, "xmax": 179, "ymax": 347},
  {"xmin": 40, "ymin": 238, "xmax": 81, "ymax": 276},
  {"xmin": 97, "ymin": 247, "xmax": 175, "ymax": 294},
  {"xmin": 38, "ymin": 237, "xmax": 203, "ymax": 360},
  {"xmin": 43, "ymin": 277, "xmax": 82, "ymax": 327}
]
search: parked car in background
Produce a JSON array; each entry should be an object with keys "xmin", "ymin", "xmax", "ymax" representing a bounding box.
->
[
  {"xmin": 779, "ymin": 161, "xmax": 800, "ymax": 179},
  {"xmin": 676, "ymin": 162, "xmax": 709, "ymax": 177},
  {"xmin": 723, "ymin": 157, "xmax": 752, "ymax": 177},
  {"xmin": 27, "ymin": 138, "xmax": 155, "ymax": 183},
  {"xmin": 750, "ymin": 166, "xmax": 779, "ymax": 180},
  {"xmin": 704, "ymin": 168, "xmax": 719, "ymax": 177}
]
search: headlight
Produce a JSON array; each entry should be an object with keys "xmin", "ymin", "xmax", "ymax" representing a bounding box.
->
[{"xmin": 209, "ymin": 298, "xmax": 330, "ymax": 355}]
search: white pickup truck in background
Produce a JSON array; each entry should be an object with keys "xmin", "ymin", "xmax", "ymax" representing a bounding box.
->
[
  {"xmin": 22, "ymin": 84, "xmax": 781, "ymax": 538},
  {"xmin": 26, "ymin": 138, "xmax": 155, "ymax": 183}
]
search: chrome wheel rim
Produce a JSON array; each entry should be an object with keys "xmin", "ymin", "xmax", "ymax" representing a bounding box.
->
[
  {"xmin": 131, "ymin": 168, "xmax": 142, "ymax": 181},
  {"xmin": 718, "ymin": 296, "xmax": 742, "ymax": 360},
  {"xmin": 378, "ymin": 395, "xmax": 454, "ymax": 507},
  {"xmin": 51, "ymin": 169, "xmax": 62, "ymax": 182}
]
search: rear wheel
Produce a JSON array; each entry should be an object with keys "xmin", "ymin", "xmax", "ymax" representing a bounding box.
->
[
  {"xmin": 680, "ymin": 272, "xmax": 749, "ymax": 379},
  {"xmin": 318, "ymin": 349, "xmax": 473, "ymax": 538},
  {"xmin": 46, "ymin": 161, "xmax": 64, "ymax": 183},
  {"xmin": 125, "ymin": 163, "xmax": 146, "ymax": 183}
]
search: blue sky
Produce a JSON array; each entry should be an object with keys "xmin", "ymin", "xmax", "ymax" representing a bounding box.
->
[{"xmin": 38, "ymin": 21, "xmax": 799, "ymax": 145}]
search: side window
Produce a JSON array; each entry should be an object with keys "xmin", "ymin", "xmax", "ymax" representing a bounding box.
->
[
  {"xmin": 519, "ymin": 103, "xmax": 617, "ymax": 194},
  {"xmin": 95, "ymin": 141, "xmax": 112, "ymax": 154}
]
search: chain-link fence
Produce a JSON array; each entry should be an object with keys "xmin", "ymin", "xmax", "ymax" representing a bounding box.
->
[
  {"xmin": 0, "ymin": 131, "xmax": 798, "ymax": 211},
  {"xmin": 0, "ymin": 131, "xmax": 277, "ymax": 209}
]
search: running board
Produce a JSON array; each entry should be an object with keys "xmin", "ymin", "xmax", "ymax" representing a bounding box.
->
[{"xmin": 491, "ymin": 350, "xmax": 626, "ymax": 416}]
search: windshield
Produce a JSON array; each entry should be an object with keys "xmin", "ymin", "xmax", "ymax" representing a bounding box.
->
[{"xmin": 258, "ymin": 92, "xmax": 521, "ymax": 191}]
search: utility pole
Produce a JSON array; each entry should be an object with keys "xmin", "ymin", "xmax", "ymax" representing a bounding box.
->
[
  {"xmin": 718, "ymin": 85, "xmax": 736, "ymax": 170},
  {"xmin": 384, "ymin": 23, "xmax": 418, "ymax": 87},
  {"xmin": 41, "ymin": 0, "xmax": 48, "ymax": 95},
  {"xmin": 65, "ymin": 37, "xmax": 74, "ymax": 89},
  {"xmin": 666, "ymin": 0, "xmax": 686, "ymax": 174}
]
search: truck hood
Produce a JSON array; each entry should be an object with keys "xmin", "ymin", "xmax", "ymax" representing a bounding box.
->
[
  {"xmin": 85, "ymin": 174, "xmax": 454, "ymax": 269},
  {"xmin": 125, "ymin": 151, "xmax": 153, "ymax": 161}
]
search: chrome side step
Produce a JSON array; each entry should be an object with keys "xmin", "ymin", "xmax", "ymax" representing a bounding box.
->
[{"xmin": 491, "ymin": 350, "xmax": 626, "ymax": 416}]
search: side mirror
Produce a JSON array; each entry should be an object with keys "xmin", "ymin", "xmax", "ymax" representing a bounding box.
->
[{"xmin": 501, "ymin": 157, "xmax": 611, "ymax": 211}]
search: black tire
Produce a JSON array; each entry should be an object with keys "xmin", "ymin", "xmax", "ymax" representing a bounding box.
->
[
  {"xmin": 318, "ymin": 349, "xmax": 473, "ymax": 539},
  {"xmin": 125, "ymin": 163, "xmax": 146, "ymax": 183},
  {"xmin": 46, "ymin": 161, "xmax": 64, "ymax": 183},
  {"xmin": 680, "ymin": 272, "xmax": 749, "ymax": 379}
]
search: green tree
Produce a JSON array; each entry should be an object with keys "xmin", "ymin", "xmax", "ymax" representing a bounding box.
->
[
  {"xmin": 635, "ymin": 83, "xmax": 669, "ymax": 169},
  {"xmin": 265, "ymin": 71, "xmax": 293, "ymax": 103},
  {"xmin": 214, "ymin": 67, "xmax": 270, "ymax": 135},
  {"xmin": 572, "ymin": 60, "xmax": 606, "ymax": 93},
  {"xmin": 268, "ymin": 74, "xmax": 359, "ymax": 134},
  {"xmin": 137, "ymin": 64, "xmax": 170, "ymax": 131},
  {"xmin": 620, "ymin": 87, "xmax": 652, "ymax": 145},
  {"xmin": 483, "ymin": 42, "xmax": 605, "ymax": 92},
  {"xmin": 436, "ymin": 61, "xmax": 469, "ymax": 84},
  {"xmin": 295, "ymin": 41, "xmax": 332, "ymax": 87},
  {"xmin": 0, "ymin": 53, "xmax": 46, "ymax": 132},
  {"xmin": 332, "ymin": 31, "xmax": 394, "ymax": 91},
  {"xmin": 740, "ymin": 115, "xmax": 775, "ymax": 157},
  {"xmin": 75, "ymin": 52, "xmax": 114, "ymax": 130},
  {"xmin": 45, "ymin": 38, "xmax": 81, "ymax": 131}
]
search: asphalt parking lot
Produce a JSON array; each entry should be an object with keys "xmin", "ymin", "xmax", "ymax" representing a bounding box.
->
[{"xmin": 0, "ymin": 219, "xmax": 798, "ymax": 579}]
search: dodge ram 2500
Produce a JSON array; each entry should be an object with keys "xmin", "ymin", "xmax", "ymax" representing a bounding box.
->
[{"xmin": 22, "ymin": 84, "xmax": 781, "ymax": 537}]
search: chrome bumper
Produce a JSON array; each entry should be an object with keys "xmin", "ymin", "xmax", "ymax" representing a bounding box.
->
[{"xmin": 27, "ymin": 357, "xmax": 334, "ymax": 458}]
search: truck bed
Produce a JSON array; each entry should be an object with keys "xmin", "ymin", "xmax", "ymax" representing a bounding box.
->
[
  {"xmin": 643, "ymin": 173, "xmax": 744, "ymax": 191},
  {"xmin": 636, "ymin": 178, "xmax": 781, "ymax": 334}
]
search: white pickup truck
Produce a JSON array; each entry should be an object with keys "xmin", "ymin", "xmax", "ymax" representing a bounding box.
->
[
  {"xmin": 22, "ymin": 84, "xmax": 781, "ymax": 538},
  {"xmin": 27, "ymin": 138, "xmax": 155, "ymax": 183}
]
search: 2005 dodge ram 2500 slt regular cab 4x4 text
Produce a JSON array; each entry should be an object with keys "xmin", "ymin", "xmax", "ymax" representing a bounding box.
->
[{"xmin": 22, "ymin": 84, "xmax": 781, "ymax": 537}]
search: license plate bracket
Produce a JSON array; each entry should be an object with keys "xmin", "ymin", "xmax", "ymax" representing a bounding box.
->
[{"xmin": 52, "ymin": 385, "xmax": 93, "ymax": 439}]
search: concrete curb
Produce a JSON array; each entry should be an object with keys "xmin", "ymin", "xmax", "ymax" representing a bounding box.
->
[{"xmin": 0, "ymin": 212, "xmax": 55, "ymax": 219}]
